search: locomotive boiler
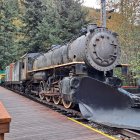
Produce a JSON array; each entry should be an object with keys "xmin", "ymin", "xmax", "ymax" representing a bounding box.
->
[
  {"xmin": 4, "ymin": 24, "xmax": 140, "ymax": 131},
  {"xmin": 33, "ymin": 24, "xmax": 120, "ymax": 72}
]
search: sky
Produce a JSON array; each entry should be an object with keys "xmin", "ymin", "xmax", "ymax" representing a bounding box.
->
[{"xmin": 83, "ymin": 0, "xmax": 101, "ymax": 9}]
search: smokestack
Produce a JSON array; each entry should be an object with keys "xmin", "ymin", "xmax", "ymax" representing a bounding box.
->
[{"xmin": 101, "ymin": 0, "xmax": 106, "ymax": 27}]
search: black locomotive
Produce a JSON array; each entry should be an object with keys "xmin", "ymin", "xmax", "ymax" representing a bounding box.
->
[{"xmin": 4, "ymin": 24, "xmax": 140, "ymax": 130}]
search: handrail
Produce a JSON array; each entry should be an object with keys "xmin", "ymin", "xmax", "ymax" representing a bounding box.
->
[{"xmin": 0, "ymin": 102, "xmax": 11, "ymax": 140}]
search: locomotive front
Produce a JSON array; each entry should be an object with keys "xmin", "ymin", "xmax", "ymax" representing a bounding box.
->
[{"xmin": 83, "ymin": 27, "xmax": 121, "ymax": 71}]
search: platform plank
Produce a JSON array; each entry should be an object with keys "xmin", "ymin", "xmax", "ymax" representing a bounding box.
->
[{"xmin": 0, "ymin": 87, "xmax": 112, "ymax": 140}]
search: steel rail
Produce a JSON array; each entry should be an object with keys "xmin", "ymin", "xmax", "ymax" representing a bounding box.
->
[{"xmin": 119, "ymin": 129, "xmax": 140, "ymax": 140}]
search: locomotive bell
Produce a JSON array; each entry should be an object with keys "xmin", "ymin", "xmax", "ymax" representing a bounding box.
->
[{"xmin": 85, "ymin": 28, "xmax": 121, "ymax": 71}]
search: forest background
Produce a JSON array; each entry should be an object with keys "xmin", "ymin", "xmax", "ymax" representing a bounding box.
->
[{"xmin": 0, "ymin": 0, "xmax": 140, "ymax": 84}]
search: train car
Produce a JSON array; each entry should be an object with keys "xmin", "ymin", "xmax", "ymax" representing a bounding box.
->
[
  {"xmin": 5, "ymin": 66, "xmax": 10, "ymax": 82},
  {"xmin": 9, "ymin": 63, "xmax": 14, "ymax": 82},
  {"xmin": 5, "ymin": 53, "xmax": 40, "ymax": 90},
  {"xmin": 12, "ymin": 61, "xmax": 20, "ymax": 83},
  {"xmin": 0, "ymin": 70, "xmax": 5, "ymax": 84},
  {"xmin": 5, "ymin": 63, "xmax": 15, "ymax": 87},
  {"xmin": 4, "ymin": 24, "xmax": 140, "ymax": 131}
]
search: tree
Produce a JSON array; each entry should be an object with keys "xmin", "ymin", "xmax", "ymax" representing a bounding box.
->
[
  {"xmin": 106, "ymin": 0, "xmax": 140, "ymax": 83},
  {"xmin": 0, "ymin": 0, "xmax": 88, "ymax": 69},
  {"xmin": 21, "ymin": 0, "xmax": 88, "ymax": 52},
  {"xmin": 0, "ymin": 0, "xmax": 20, "ymax": 69},
  {"xmin": 20, "ymin": 0, "xmax": 47, "ymax": 53},
  {"xmin": 47, "ymin": 0, "xmax": 88, "ymax": 44}
]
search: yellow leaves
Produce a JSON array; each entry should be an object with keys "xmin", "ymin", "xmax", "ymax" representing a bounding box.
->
[
  {"xmin": 12, "ymin": 17, "xmax": 23, "ymax": 28},
  {"xmin": 107, "ymin": 13, "xmax": 124, "ymax": 31},
  {"xmin": 85, "ymin": 7, "xmax": 127, "ymax": 29},
  {"xmin": 12, "ymin": 18, "xmax": 24, "ymax": 43},
  {"xmin": 14, "ymin": 34, "xmax": 24, "ymax": 42},
  {"xmin": 0, "ymin": 13, "xmax": 5, "ymax": 19},
  {"xmin": 85, "ymin": 7, "xmax": 100, "ymax": 26}
]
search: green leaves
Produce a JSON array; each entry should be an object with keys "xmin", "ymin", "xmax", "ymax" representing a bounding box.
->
[
  {"xmin": 0, "ymin": 0, "xmax": 88, "ymax": 68},
  {"xmin": 0, "ymin": 0, "xmax": 20, "ymax": 69},
  {"xmin": 107, "ymin": 0, "xmax": 140, "ymax": 84},
  {"xmin": 47, "ymin": 0, "xmax": 88, "ymax": 44},
  {"xmin": 20, "ymin": 0, "xmax": 47, "ymax": 52},
  {"xmin": 20, "ymin": 0, "xmax": 88, "ymax": 53}
]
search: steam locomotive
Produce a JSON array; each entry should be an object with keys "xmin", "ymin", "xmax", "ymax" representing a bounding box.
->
[{"xmin": 4, "ymin": 24, "xmax": 140, "ymax": 130}]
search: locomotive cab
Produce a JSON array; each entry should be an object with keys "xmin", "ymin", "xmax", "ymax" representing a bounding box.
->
[{"xmin": 20, "ymin": 53, "xmax": 40, "ymax": 81}]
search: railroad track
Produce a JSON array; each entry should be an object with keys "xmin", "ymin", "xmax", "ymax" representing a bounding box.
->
[
  {"xmin": 119, "ymin": 129, "xmax": 140, "ymax": 140},
  {"xmin": 5, "ymin": 87, "xmax": 140, "ymax": 140}
]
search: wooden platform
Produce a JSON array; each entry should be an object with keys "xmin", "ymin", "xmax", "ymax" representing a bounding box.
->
[{"xmin": 0, "ymin": 87, "xmax": 114, "ymax": 140}]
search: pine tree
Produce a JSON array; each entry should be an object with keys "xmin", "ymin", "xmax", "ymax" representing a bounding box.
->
[
  {"xmin": 20, "ymin": 0, "xmax": 47, "ymax": 53},
  {"xmin": 48, "ymin": 0, "xmax": 88, "ymax": 44},
  {"xmin": 0, "ymin": 0, "xmax": 19, "ymax": 68},
  {"xmin": 21, "ymin": 0, "xmax": 88, "ymax": 52}
]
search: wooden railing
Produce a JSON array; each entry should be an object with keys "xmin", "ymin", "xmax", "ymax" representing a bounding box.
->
[{"xmin": 0, "ymin": 102, "xmax": 11, "ymax": 140}]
